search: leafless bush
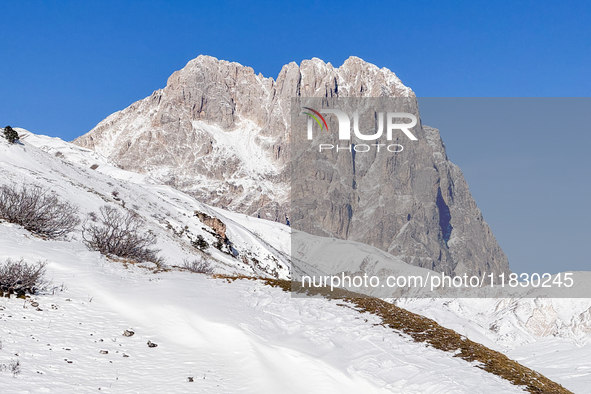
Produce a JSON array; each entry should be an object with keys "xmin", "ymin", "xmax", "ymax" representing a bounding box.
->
[
  {"xmin": 0, "ymin": 258, "xmax": 47, "ymax": 296},
  {"xmin": 82, "ymin": 205, "xmax": 161, "ymax": 264},
  {"xmin": 0, "ymin": 184, "xmax": 80, "ymax": 239},
  {"xmin": 182, "ymin": 257, "xmax": 214, "ymax": 274}
]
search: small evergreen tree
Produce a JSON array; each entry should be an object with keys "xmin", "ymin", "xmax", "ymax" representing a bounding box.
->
[
  {"xmin": 3, "ymin": 126, "xmax": 19, "ymax": 144},
  {"xmin": 191, "ymin": 235, "xmax": 209, "ymax": 250}
]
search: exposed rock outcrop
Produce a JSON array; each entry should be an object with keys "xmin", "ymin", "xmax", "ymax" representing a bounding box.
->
[{"xmin": 194, "ymin": 210, "xmax": 226, "ymax": 240}]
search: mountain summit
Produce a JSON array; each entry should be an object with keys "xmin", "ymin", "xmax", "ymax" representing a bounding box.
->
[
  {"xmin": 74, "ymin": 55, "xmax": 510, "ymax": 278},
  {"xmin": 73, "ymin": 55, "xmax": 411, "ymax": 222}
]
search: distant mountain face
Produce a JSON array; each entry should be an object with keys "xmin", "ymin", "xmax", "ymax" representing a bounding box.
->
[
  {"xmin": 74, "ymin": 55, "xmax": 510, "ymax": 278},
  {"xmin": 73, "ymin": 56, "xmax": 411, "ymax": 223}
]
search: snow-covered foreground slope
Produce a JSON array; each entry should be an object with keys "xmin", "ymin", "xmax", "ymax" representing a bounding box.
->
[
  {"xmin": 398, "ymin": 297, "xmax": 591, "ymax": 393},
  {"xmin": 0, "ymin": 131, "xmax": 535, "ymax": 392},
  {"xmin": 0, "ymin": 224, "xmax": 527, "ymax": 393}
]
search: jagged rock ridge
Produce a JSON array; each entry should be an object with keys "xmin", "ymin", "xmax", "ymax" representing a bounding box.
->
[{"xmin": 74, "ymin": 55, "xmax": 510, "ymax": 277}]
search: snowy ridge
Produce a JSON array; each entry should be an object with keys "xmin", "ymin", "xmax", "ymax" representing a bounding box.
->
[{"xmin": 7, "ymin": 128, "xmax": 290, "ymax": 278}]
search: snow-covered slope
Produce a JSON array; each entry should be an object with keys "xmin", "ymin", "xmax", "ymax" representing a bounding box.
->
[
  {"xmin": 0, "ymin": 130, "xmax": 531, "ymax": 393},
  {"xmin": 0, "ymin": 224, "xmax": 527, "ymax": 393},
  {"xmin": 4, "ymin": 129, "xmax": 291, "ymax": 279},
  {"xmin": 398, "ymin": 297, "xmax": 591, "ymax": 393}
]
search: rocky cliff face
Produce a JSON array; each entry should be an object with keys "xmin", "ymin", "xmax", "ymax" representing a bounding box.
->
[
  {"xmin": 290, "ymin": 96, "xmax": 509, "ymax": 278},
  {"xmin": 74, "ymin": 55, "xmax": 510, "ymax": 277}
]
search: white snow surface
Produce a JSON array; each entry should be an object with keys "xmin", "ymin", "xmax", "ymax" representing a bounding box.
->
[
  {"xmin": 397, "ymin": 297, "xmax": 591, "ymax": 393},
  {"xmin": 0, "ymin": 224, "xmax": 526, "ymax": 394},
  {"xmin": 0, "ymin": 130, "xmax": 531, "ymax": 392}
]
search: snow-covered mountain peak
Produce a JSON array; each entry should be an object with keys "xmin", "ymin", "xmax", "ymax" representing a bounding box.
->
[{"xmin": 72, "ymin": 55, "xmax": 509, "ymax": 279}]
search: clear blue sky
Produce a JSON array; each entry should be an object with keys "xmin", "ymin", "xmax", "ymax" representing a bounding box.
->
[{"xmin": 1, "ymin": 0, "xmax": 590, "ymax": 274}]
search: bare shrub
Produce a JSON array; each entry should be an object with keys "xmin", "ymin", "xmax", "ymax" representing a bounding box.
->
[
  {"xmin": 0, "ymin": 184, "xmax": 80, "ymax": 239},
  {"xmin": 0, "ymin": 258, "xmax": 47, "ymax": 296},
  {"xmin": 182, "ymin": 257, "xmax": 214, "ymax": 274},
  {"xmin": 82, "ymin": 205, "xmax": 161, "ymax": 264}
]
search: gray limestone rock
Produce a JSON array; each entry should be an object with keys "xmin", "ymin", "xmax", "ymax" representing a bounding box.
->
[{"xmin": 74, "ymin": 55, "xmax": 510, "ymax": 278}]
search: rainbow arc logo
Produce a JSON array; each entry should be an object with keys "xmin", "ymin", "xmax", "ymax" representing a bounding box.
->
[{"xmin": 302, "ymin": 107, "xmax": 328, "ymax": 131}]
